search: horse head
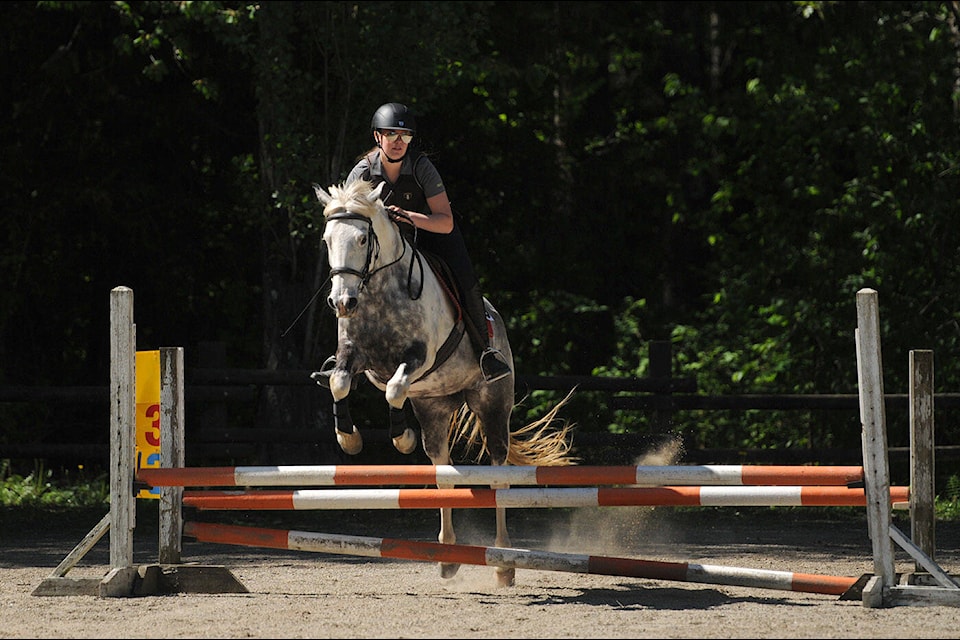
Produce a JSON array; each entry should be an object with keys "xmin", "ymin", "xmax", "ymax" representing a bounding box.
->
[{"xmin": 314, "ymin": 181, "xmax": 393, "ymax": 318}]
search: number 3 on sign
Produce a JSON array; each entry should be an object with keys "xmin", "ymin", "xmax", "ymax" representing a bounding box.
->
[{"xmin": 135, "ymin": 350, "xmax": 161, "ymax": 499}]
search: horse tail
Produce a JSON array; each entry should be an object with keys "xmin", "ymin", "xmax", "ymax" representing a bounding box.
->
[{"xmin": 449, "ymin": 390, "xmax": 579, "ymax": 466}]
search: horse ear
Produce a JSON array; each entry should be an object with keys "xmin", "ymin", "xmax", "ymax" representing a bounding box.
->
[
  {"xmin": 368, "ymin": 181, "xmax": 385, "ymax": 203},
  {"xmin": 313, "ymin": 183, "xmax": 332, "ymax": 206}
]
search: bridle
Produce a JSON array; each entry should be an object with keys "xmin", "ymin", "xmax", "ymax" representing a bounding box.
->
[
  {"xmin": 281, "ymin": 197, "xmax": 421, "ymax": 338},
  {"xmin": 325, "ymin": 209, "xmax": 423, "ymax": 299}
]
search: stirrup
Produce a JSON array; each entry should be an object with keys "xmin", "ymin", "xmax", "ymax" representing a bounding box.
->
[
  {"xmin": 479, "ymin": 348, "xmax": 511, "ymax": 383},
  {"xmin": 310, "ymin": 355, "xmax": 337, "ymax": 389}
]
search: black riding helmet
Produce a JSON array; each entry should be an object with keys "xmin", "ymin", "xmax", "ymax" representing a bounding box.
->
[{"xmin": 371, "ymin": 102, "xmax": 417, "ymax": 133}]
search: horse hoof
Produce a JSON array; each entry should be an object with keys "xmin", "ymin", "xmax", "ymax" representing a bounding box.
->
[
  {"xmin": 496, "ymin": 567, "xmax": 516, "ymax": 587},
  {"xmin": 440, "ymin": 562, "xmax": 460, "ymax": 579},
  {"xmin": 392, "ymin": 427, "xmax": 417, "ymax": 454},
  {"xmin": 336, "ymin": 428, "xmax": 363, "ymax": 455}
]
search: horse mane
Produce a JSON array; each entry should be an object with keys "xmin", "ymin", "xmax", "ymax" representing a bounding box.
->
[{"xmin": 322, "ymin": 180, "xmax": 381, "ymax": 220}]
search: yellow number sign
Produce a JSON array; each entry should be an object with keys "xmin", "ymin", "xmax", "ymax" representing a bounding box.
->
[{"xmin": 135, "ymin": 350, "xmax": 161, "ymax": 499}]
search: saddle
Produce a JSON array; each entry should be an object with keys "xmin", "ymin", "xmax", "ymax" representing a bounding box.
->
[
  {"xmin": 420, "ymin": 249, "xmax": 494, "ymax": 342},
  {"xmin": 412, "ymin": 250, "xmax": 469, "ymax": 381},
  {"xmin": 420, "ymin": 251, "xmax": 464, "ymax": 325}
]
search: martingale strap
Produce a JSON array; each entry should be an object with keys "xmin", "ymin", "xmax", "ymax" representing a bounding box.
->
[{"xmin": 414, "ymin": 319, "xmax": 466, "ymax": 383}]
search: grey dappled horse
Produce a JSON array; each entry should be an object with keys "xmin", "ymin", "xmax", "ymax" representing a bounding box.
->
[{"xmin": 313, "ymin": 180, "xmax": 574, "ymax": 586}]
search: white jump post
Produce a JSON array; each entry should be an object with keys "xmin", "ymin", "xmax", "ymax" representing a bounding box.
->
[
  {"xmin": 34, "ymin": 286, "xmax": 246, "ymax": 597},
  {"xmin": 32, "ymin": 287, "xmax": 141, "ymax": 596},
  {"xmin": 855, "ymin": 288, "xmax": 960, "ymax": 607}
]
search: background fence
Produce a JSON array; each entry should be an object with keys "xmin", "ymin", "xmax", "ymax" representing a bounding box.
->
[{"xmin": 5, "ymin": 353, "xmax": 959, "ymax": 479}]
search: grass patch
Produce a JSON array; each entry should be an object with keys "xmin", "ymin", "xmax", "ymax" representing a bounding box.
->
[{"xmin": 0, "ymin": 459, "xmax": 109, "ymax": 508}]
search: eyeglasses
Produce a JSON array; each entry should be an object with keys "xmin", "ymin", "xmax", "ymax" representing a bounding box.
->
[{"xmin": 379, "ymin": 129, "xmax": 414, "ymax": 144}]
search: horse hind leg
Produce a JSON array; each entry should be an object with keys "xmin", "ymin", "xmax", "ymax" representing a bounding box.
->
[
  {"xmin": 429, "ymin": 449, "xmax": 459, "ymax": 580},
  {"xmin": 410, "ymin": 398, "xmax": 462, "ymax": 580},
  {"xmin": 476, "ymin": 402, "xmax": 515, "ymax": 586},
  {"xmin": 492, "ymin": 463, "xmax": 514, "ymax": 587}
]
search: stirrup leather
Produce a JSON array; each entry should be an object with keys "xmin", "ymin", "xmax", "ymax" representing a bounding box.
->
[{"xmin": 310, "ymin": 355, "xmax": 338, "ymax": 389}]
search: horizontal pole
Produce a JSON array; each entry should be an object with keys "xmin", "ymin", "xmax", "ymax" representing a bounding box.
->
[
  {"xmin": 138, "ymin": 464, "xmax": 865, "ymax": 488},
  {"xmin": 181, "ymin": 485, "xmax": 909, "ymax": 511},
  {"xmin": 182, "ymin": 521, "xmax": 858, "ymax": 596}
]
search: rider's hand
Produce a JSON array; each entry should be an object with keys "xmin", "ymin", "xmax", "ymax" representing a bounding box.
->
[{"xmin": 387, "ymin": 206, "xmax": 413, "ymax": 225}]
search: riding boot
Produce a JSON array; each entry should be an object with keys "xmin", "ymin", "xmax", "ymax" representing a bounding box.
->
[{"xmin": 462, "ymin": 284, "xmax": 512, "ymax": 383}]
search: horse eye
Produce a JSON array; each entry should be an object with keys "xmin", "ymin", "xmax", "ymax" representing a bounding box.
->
[{"xmin": 358, "ymin": 235, "xmax": 367, "ymax": 247}]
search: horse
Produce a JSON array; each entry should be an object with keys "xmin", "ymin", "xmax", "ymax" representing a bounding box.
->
[{"xmin": 312, "ymin": 179, "xmax": 575, "ymax": 587}]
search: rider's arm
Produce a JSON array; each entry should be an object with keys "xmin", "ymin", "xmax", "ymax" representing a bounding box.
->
[
  {"xmin": 386, "ymin": 158, "xmax": 454, "ymax": 234},
  {"xmin": 388, "ymin": 192, "xmax": 453, "ymax": 234}
]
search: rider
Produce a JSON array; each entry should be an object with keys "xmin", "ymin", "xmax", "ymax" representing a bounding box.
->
[{"xmin": 337, "ymin": 102, "xmax": 512, "ymax": 384}]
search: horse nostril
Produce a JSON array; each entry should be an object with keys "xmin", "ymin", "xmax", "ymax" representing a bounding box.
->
[
  {"xmin": 345, "ymin": 297, "xmax": 358, "ymax": 311},
  {"xmin": 327, "ymin": 297, "xmax": 337, "ymax": 311}
]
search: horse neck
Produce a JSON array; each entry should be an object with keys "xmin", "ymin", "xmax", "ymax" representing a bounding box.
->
[
  {"xmin": 371, "ymin": 208, "xmax": 406, "ymax": 264},
  {"xmin": 361, "ymin": 207, "xmax": 418, "ymax": 292}
]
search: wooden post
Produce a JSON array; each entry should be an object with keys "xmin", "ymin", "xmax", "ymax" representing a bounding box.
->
[
  {"xmin": 109, "ymin": 286, "xmax": 136, "ymax": 569},
  {"xmin": 855, "ymin": 288, "xmax": 895, "ymax": 596},
  {"xmin": 909, "ymin": 349, "xmax": 935, "ymax": 569},
  {"xmin": 159, "ymin": 347, "xmax": 185, "ymax": 564}
]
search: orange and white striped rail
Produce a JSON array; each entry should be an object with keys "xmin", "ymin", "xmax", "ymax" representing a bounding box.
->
[
  {"xmin": 138, "ymin": 464, "xmax": 865, "ymax": 487},
  {"xmin": 180, "ymin": 485, "xmax": 908, "ymax": 510},
  {"xmin": 183, "ymin": 521, "xmax": 859, "ymax": 596}
]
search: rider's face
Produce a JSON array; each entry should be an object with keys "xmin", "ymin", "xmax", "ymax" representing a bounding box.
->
[{"xmin": 377, "ymin": 129, "xmax": 412, "ymax": 160}]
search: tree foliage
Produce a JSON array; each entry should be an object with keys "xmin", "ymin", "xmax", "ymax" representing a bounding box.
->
[{"xmin": 3, "ymin": 1, "xmax": 959, "ymax": 457}]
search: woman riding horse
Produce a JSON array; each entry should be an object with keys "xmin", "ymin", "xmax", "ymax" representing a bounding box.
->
[
  {"xmin": 316, "ymin": 102, "xmax": 511, "ymax": 385},
  {"xmin": 314, "ymin": 178, "xmax": 575, "ymax": 587}
]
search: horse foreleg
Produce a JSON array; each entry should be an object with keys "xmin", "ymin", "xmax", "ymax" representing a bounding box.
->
[
  {"xmin": 388, "ymin": 406, "xmax": 417, "ymax": 455},
  {"xmin": 332, "ymin": 398, "xmax": 362, "ymax": 455},
  {"xmin": 385, "ymin": 364, "xmax": 416, "ymax": 454},
  {"xmin": 330, "ymin": 373, "xmax": 362, "ymax": 455}
]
